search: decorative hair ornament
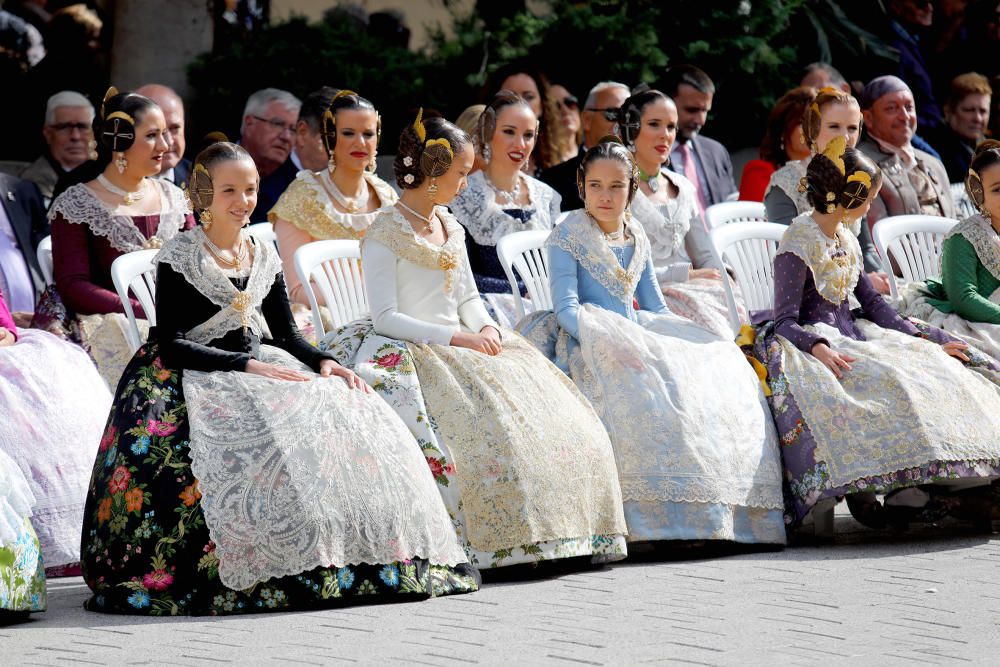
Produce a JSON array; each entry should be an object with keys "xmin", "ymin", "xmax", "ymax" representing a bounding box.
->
[
  {"xmin": 967, "ymin": 167, "xmax": 986, "ymax": 213},
  {"xmin": 821, "ymin": 135, "xmax": 847, "ymax": 176},
  {"xmin": 477, "ymin": 105, "xmax": 497, "ymax": 161},
  {"xmin": 321, "ymin": 89, "xmax": 379, "ymax": 165},
  {"xmin": 413, "ymin": 107, "xmax": 427, "ymax": 143},
  {"xmin": 411, "ymin": 108, "xmax": 455, "ymax": 179},
  {"xmin": 187, "ymin": 162, "xmax": 216, "ymax": 211},
  {"xmin": 99, "ymin": 86, "xmax": 119, "ymax": 122},
  {"xmin": 621, "ymin": 103, "xmax": 642, "ymax": 150},
  {"xmin": 99, "ymin": 86, "xmax": 138, "ymax": 162}
]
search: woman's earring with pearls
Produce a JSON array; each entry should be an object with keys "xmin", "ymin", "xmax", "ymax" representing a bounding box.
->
[
  {"xmin": 115, "ymin": 152, "xmax": 127, "ymax": 174},
  {"xmin": 427, "ymin": 177, "xmax": 438, "ymax": 201}
]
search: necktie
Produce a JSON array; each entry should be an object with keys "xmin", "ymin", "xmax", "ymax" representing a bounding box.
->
[{"xmin": 680, "ymin": 141, "xmax": 708, "ymax": 216}]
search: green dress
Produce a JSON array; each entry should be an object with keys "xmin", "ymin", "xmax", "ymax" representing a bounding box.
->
[{"xmin": 0, "ymin": 452, "xmax": 47, "ymax": 616}]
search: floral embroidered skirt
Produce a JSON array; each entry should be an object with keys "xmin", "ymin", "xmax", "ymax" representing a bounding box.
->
[
  {"xmin": 0, "ymin": 451, "xmax": 47, "ymax": 615},
  {"xmin": 81, "ymin": 344, "xmax": 479, "ymax": 616},
  {"xmin": 751, "ymin": 319, "xmax": 1000, "ymax": 525},
  {"xmin": 323, "ymin": 320, "xmax": 629, "ymax": 570},
  {"xmin": 660, "ymin": 276, "xmax": 745, "ymax": 340},
  {"xmin": 518, "ymin": 305, "xmax": 786, "ymax": 545}
]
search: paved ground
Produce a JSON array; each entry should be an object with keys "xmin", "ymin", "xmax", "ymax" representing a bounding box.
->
[{"xmin": 6, "ymin": 510, "xmax": 1000, "ymax": 666}]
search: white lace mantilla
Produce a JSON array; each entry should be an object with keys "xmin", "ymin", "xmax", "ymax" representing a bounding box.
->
[
  {"xmin": 630, "ymin": 171, "xmax": 696, "ymax": 263},
  {"xmin": 777, "ymin": 213, "xmax": 862, "ymax": 305},
  {"xmin": 268, "ymin": 169, "xmax": 399, "ymax": 239},
  {"xmin": 450, "ymin": 170, "xmax": 561, "ymax": 246},
  {"xmin": 947, "ymin": 214, "xmax": 1000, "ymax": 282},
  {"xmin": 765, "ymin": 159, "xmax": 810, "ymax": 213},
  {"xmin": 547, "ymin": 209, "xmax": 651, "ymax": 306},
  {"xmin": 154, "ymin": 228, "xmax": 281, "ymax": 344},
  {"xmin": 363, "ymin": 206, "xmax": 467, "ymax": 294},
  {"xmin": 48, "ymin": 181, "xmax": 190, "ymax": 253}
]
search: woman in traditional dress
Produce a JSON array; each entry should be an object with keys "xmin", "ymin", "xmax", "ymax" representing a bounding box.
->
[
  {"xmin": 750, "ymin": 137, "xmax": 1000, "ymax": 529},
  {"xmin": 620, "ymin": 89, "xmax": 734, "ymax": 338},
  {"xmin": 517, "ymin": 139, "xmax": 786, "ymax": 545},
  {"xmin": 0, "ymin": 287, "xmax": 110, "ymax": 573},
  {"xmin": 49, "ymin": 88, "xmax": 195, "ymax": 387},
  {"xmin": 269, "ymin": 90, "xmax": 398, "ymax": 306},
  {"xmin": 450, "ymin": 91, "xmax": 561, "ymax": 326},
  {"xmin": 323, "ymin": 112, "xmax": 627, "ymax": 570},
  {"xmin": 764, "ymin": 87, "xmax": 890, "ymax": 294},
  {"xmin": 897, "ymin": 141, "xmax": 1000, "ymax": 360},
  {"xmin": 0, "ymin": 449, "xmax": 46, "ymax": 617},
  {"xmin": 81, "ymin": 142, "xmax": 478, "ymax": 616}
]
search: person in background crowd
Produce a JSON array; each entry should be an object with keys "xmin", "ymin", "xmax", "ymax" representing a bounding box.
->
[
  {"xmin": 857, "ymin": 75, "xmax": 955, "ymax": 230},
  {"xmin": 0, "ymin": 171, "xmax": 48, "ymax": 314},
  {"xmin": 663, "ymin": 65, "xmax": 737, "ymax": 215},
  {"xmin": 291, "ymin": 86, "xmax": 340, "ymax": 173},
  {"xmin": 18, "ymin": 91, "xmax": 93, "ymax": 205},
  {"xmin": 739, "ymin": 86, "xmax": 815, "ymax": 202},
  {"xmin": 542, "ymin": 80, "xmax": 630, "ymax": 211},
  {"xmin": 549, "ymin": 83, "xmax": 582, "ymax": 165},
  {"xmin": 885, "ymin": 0, "xmax": 945, "ymax": 130},
  {"xmin": 485, "ymin": 61, "xmax": 559, "ymax": 176},
  {"xmin": 926, "ymin": 72, "xmax": 992, "ymax": 182},
  {"xmin": 801, "ymin": 62, "xmax": 852, "ymax": 94},
  {"xmin": 455, "ymin": 103, "xmax": 487, "ymax": 173},
  {"xmin": 239, "ymin": 88, "xmax": 301, "ymax": 222},
  {"xmin": 135, "ymin": 84, "xmax": 191, "ymax": 189}
]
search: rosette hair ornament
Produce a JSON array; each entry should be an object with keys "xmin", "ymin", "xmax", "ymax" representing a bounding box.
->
[
  {"xmin": 188, "ymin": 162, "xmax": 217, "ymax": 229},
  {"xmin": 413, "ymin": 108, "xmax": 455, "ymax": 200}
]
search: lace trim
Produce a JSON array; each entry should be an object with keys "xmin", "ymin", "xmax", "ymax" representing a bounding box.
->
[
  {"xmin": 630, "ymin": 171, "xmax": 695, "ymax": 263},
  {"xmin": 0, "ymin": 451, "xmax": 35, "ymax": 548},
  {"xmin": 546, "ymin": 209, "xmax": 650, "ymax": 306},
  {"xmin": 154, "ymin": 228, "xmax": 281, "ymax": 344},
  {"xmin": 363, "ymin": 206, "xmax": 466, "ymax": 294},
  {"xmin": 764, "ymin": 159, "xmax": 810, "ymax": 214},
  {"xmin": 267, "ymin": 169, "xmax": 398, "ymax": 239},
  {"xmin": 48, "ymin": 181, "xmax": 190, "ymax": 253},
  {"xmin": 450, "ymin": 170, "xmax": 560, "ymax": 246},
  {"xmin": 947, "ymin": 214, "xmax": 1000, "ymax": 283},
  {"xmin": 777, "ymin": 213, "xmax": 862, "ymax": 305}
]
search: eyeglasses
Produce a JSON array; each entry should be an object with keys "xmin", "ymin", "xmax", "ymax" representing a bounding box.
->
[
  {"xmin": 586, "ymin": 107, "xmax": 620, "ymax": 122},
  {"xmin": 556, "ymin": 95, "xmax": 579, "ymax": 111},
  {"xmin": 251, "ymin": 116, "xmax": 295, "ymax": 134},
  {"xmin": 49, "ymin": 122, "xmax": 91, "ymax": 134}
]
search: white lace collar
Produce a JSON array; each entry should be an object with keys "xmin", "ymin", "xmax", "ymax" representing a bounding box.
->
[
  {"xmin": 154, "ymin": 227, "xmax": 282, "ymax": 344},
  {"xmin": 48, "ymin": 180, "xmax": 190, "ymax": 253},
  {"xmin": 363, "ymin": 206, "xmax": 467, "ymax": 294},
  {"xmin": 630, "ymin": 171, "xmax": 696, "ymax": 264},
  {"xmin": 546, "ymin": 209, "xmax": 650, "ymax": 306},
  {"xmin": 765, "ymin": 159, "xmax": 810, "ymax": 213},
  {"xmin": 777, "ymin": 213, "xmax": 862, "ymax": 305},
  {"xmin": 450, "ymin": 170, "xmax": 559, "ymax": 246},
  {"xmin": 948, "ymin": 214, "xmax": 1000, "ymax": 282}
]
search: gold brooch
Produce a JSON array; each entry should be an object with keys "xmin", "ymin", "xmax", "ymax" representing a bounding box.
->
[
  {"xmin": 143, "ymin": 236, "xmax": 163, "ymax": 250},
  {"xmin": 231, "ymin": 291, "xmax": 253, "ymax": 328}
]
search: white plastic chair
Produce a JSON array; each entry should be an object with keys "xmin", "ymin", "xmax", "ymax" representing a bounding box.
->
[
  {"xmin": 704, "ymin": 201, "xmax": 768, "ymax": 230},
  {"xmin": 709, "ymin": 222, "xmax": 787, "ymax": 335},
  {"xmin": 871, "ymin": 215, "xmax": 958, "ymax": 300},
  {"xmin": 110, "ymin": 249, "xmax": 159, "ymax": 353},
  {"xmin": 36, "ymin": 235, "xmax": 53, "ymax": 284},
  {"xmin": 247, "ymin": 222, "xmax": 279, "ymax": 253},
  {"xmin": 293, "ymin": 239, "xmax": 367, "ymax": 338},
  {"xmin": 496, "ymin": 229, "xmax": 554, "ymax": 320}
]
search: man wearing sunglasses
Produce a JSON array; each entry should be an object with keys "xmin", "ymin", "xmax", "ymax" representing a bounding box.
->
[
  {"xmin": 239, "ymin": 87, "xmax": 302, "ymax": 222},
  {"xmin": 541, "ymin": 81, "xmax": 630, "ymax": 210},
  {"xmin": 19, "ymin": 91, "xmax": 94, "ymax": 206}
]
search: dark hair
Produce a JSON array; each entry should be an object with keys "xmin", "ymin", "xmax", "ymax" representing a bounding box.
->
[
  {"xmin": 759, "ymin": 87, "xmax": 816, "ymax": 166},
  {"xmin": 188, "ymin": 141, "xmax": 257, "ymax": 211},
  {"xmin": 662, "ymin": 64, "xmax": 715, "ymax": 98},
  {"xmin": 321, "ymin": 91, "xmax": 379, "ymax": 155},
  {"xmin": 483, "ymin": 60, "xmax": 558, "ymax": 171},
  {"xmin": 577, "ymin": 137, "xmax": 640, "ymax": 205},
  {"xmin": 967, "ymin": 139, "xmax": 1000, "ymax": 209},
  {"xmin": 801, "ymin": 87, "xmax": 861, "ymax": 150},
  {"xmin": 617, "ymin": 89, "xmax": 671, "ymax": 149},
  {"xmin": 298, "ymin": 86, "xmax": 341, "ymax": 133},
  {"xmin": 806, "ymin": 143, "xmax": 881, "ymax": 212},
  {"xmin": 394, "ymin": 115, "xmax": 470, "ymax": 190},
  {"xmin": 801, "ymin": 62, "xmax": 847, "ymax": 90}
]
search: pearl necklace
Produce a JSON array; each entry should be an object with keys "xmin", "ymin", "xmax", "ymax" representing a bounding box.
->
[
  {"xmin": 324, "ymin": 170, "xmax": 369, "ymax": 214},
  {"xmin": 397, "ymin": 201, "xmax": 438, "ymax": 234},
  {"xmin": 586, "ymin": 211, "xmax": 626, "ymax": 244},
  {"xmin": 203, "ymin": 230, "xmax": 250, "ymax": 271},
  {"xmin": 98, "ymin": 174, "xmax": 147, "ymax": 205},
  {"xmin": 485, "ymin": 171, "xmax": 522, "ymax": 207}
]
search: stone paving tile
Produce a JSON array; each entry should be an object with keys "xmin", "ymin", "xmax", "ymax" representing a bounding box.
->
[{"xmin": 7, "ymin": 516, "xmax": 1000, "ymax": 665}]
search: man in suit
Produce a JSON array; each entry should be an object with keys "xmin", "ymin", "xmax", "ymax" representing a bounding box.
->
[
  {"xmin": 857, "ymin": 75, "xmax": 955, "ymax": 230},
  {"xmin": 239, "ymin": 88, "xmax": 302, "ymax": 222},
  {"xmin": 19, "ymin": 91, "xmax": 94, "ymax": 206},
  {"xmin": 135, "ymin": 84, "xmax": 191, "ymax": 189},
  {"xmin": 0, "ymin": 173, "xmax": 49, "ymax": 316},
  {"xmin": 541, "ymin": 81, "xmax": 630, "ymax": 211},
  {"xmin": 663, "ymin": 65, "xmax": 737, "ymax": 216},
  {"xmin": 291, "ymin": 86, "xmax": 340, "ymax": 172}
]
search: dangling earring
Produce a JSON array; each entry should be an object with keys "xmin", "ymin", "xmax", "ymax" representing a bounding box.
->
[
  {"xmin": 482, "ymin": 146, "xmax": 491, "ymax": 164},
  {"xmin": 115, "ymin": 152, "xmax": 127, "ymax": 174},
  {"xmin": 427, "ymin": 178, "xmax": 438, "ymax": 201},
  {"xmin": 367, "ymin": 148, "xmax": 378, "ymax": 173},
  {"xmin": 200, "ymin": 209, "xmax": 214, "ymax": 230},
  {"xmin": 328, "ymin": 153, "xmax": 336, "ymax": 172},
  {"xmin": 88, "ymin": 139, "xmax": 98, "ymax": 161}
]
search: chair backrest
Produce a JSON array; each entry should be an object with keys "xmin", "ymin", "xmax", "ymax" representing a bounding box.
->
[
  {"xmin": 36, "ymin": 235, "xmax": 53, "ymax": 285},
  {"xmin": 871, "ymin": 214, "xmax": 958, "ymax": 300},
  {"xmin": 950, "ymin": 182, "xmax": 977, "ymax": 220},
  {"xmin": 293, "ymin": 239, "xmax": 366, "ymax": 337},
  {"xmin": 247, "ymin": 222, "xmax": 279, "ymax": 254},
  {"xmin": 110, "ymin": 249, "xmax": 159, "ymax": 353},
  {"xmin": 496, "ymin": 229, "xmax": 554, "ymax": 320},
  {"xmin": 709, "ymin": 222, "xmax": 788, "ymax": 334},
  {"xmin": 704, "ymin": 201, "xmax": 768, "ymax": 230}
]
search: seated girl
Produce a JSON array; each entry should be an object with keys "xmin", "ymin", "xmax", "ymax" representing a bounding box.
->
[
  {"xmin": 517, "ymin": 139, "xmax": 786, "ymax": 545},
  {"xmin": 81, "ymin": 142, "xmax": 478, "ymax": 616},
  {"xmin": 323, "ymin": 112, "xmax": 628, "ymax": 570}
]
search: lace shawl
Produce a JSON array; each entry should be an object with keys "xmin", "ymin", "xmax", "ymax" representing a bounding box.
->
[
  {"xmin": 154, "ymin": 227, "xmax": 282, "ymax": 344},
  {"xmin": 546, "ymin": 209, "xmax": 651, "ymax": 306},
  {"xmin": 947, "ymin": 214, "xmax": 1000, "ymax": 282},
  {"xmin": 267, "ymin": 169, "xmax": 398, "ymax": 240},
  {"xmin": 630, "ymin": 170, "xmax": 696, "ymax": 263},
  {"xmin": 363, "ymin": 206, "xmax": 466, "ymax": 295},
  {"xmin": 450, "ymin": 170, "xmax": 561, "ymax": 246},
  {"xmin": 48, "ymin": 181, "xmax": 190, "ymax": 253},
  {"xmin": 764, "ymin": 159, "xmax": 810, "ymax": 214},
  {"xmin": 777, "ymin": 213, "xmax": 862, "ymax": 305}
]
